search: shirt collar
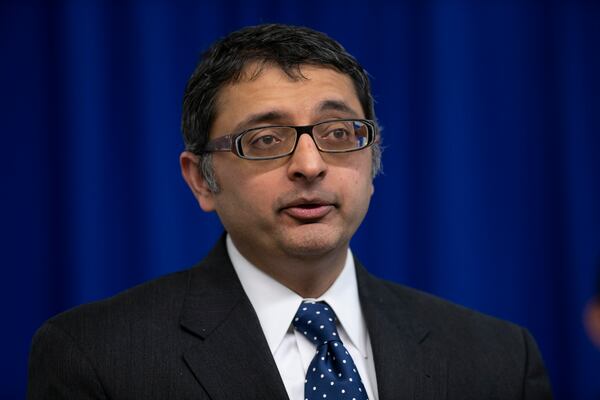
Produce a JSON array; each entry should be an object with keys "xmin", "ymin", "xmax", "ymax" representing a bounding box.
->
[{"xmin": 227, "ymin": 234, "xmax": 368, "ymax": 358}]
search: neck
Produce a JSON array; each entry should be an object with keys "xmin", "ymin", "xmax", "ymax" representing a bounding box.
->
[{"xmin": 233, "ymin": 240, "xmax": 348, "ymax": 298}]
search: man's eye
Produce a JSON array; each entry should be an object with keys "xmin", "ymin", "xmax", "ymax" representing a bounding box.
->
[
  {"xmin": 250, "ymin": 134, "xmax": 281, "ymax": 147},
  {"xmin": 324, "ymin": 128, "xmax": 352, "ymax": 140}
]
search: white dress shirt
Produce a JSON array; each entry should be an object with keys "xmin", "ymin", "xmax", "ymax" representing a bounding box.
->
[{"xmin": 226, "ymin": 235, "xmax": 379, "ymax": 400}]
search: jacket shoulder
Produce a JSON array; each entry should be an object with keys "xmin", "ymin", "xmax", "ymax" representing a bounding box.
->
[
  {"xmin": 46, "ymin": 268, "xmax": 192, "ymax": 331},
  {"xmin": 371, "ymin": 276, "xmax": 525, "ymax": 339},
  {"xmin": 361, "ymin": 274, "xmax": 552, "ymax": 398}
]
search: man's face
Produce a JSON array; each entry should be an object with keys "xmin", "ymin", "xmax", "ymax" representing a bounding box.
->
[{"xmin": 185, "ymin": 64, "xmax": 374, "ymax": 266}]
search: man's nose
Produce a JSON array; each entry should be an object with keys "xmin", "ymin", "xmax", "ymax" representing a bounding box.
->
[{"xmin": 287, "ymin": 133, "xmax": 327, "ymax": 183}]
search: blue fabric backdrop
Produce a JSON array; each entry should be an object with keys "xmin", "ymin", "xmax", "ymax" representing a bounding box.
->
[{"xmin": 1, "ymin": 1, "xmax": 599, "ymax": 398}]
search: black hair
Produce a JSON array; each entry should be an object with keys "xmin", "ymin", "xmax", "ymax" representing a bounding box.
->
[{"xmin": 181, "ymin": 23, "xmax": 378, "ymax": 156}]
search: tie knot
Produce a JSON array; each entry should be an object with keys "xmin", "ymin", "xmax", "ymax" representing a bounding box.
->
[{"xmin": 293, "ymin": 301, "xmax": 340, "ymax": 345}]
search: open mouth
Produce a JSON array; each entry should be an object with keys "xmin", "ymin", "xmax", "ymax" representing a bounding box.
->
[
  {"xmin": 282, "ymin": 203, "xmax": 334, "ymax": 221},
  {"xmin": 296, "ymin": 204, "xmax": 324, "ymax": 209}
]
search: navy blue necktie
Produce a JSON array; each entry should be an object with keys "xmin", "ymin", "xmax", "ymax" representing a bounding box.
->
[{"xmin": 293, "ymin": 300, "xmax": 368, "ymax": 400}]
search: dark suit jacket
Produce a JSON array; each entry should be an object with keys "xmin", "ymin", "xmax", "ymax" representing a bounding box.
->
[{"xmin": 28, "ymin": 236, "xmax": 552, "ymax": 399}]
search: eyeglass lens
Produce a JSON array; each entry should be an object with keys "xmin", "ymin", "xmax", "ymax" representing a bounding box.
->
[{"xmin": 239, "ymin": 120, "xmax": 370, "ymax": 158}]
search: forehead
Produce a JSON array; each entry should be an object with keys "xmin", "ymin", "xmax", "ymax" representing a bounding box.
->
[{"xmin": 210, "ymin": 63, "xmax": 364, "ymax": 136}]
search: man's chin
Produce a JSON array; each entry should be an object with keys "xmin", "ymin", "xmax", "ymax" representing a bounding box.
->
[{"xmin": 278, "ymin": 227, "xmax": 348, "ymax": 259}]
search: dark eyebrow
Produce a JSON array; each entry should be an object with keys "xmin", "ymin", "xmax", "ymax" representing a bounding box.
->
[
  {"xmin": 232, "ymin": 111, "xmax": 291, "ymax": 133},
  {"xmin": 316, "ymin": 99, "xmax": 360, "ymax": 117},
  {"xmin": 230, "ymin": 99, "xmax": 360, "ymax": 133}
]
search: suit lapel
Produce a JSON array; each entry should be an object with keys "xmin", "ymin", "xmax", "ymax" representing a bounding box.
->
[
  {"xmin": 356, "ymin": 262, "xmax": 447, "ymax": 400},
  {"xmin": 179, "ymin": 237, "xmax": 289, "ymax": 400},
  {"xmin": 177, "ymin": 238, "xmax": 447, "ymax": 399}
]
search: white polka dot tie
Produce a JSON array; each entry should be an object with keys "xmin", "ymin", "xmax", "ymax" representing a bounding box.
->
[{"xmin": 293, "ymin": 301, "xmax": 368, "ymax": 400}]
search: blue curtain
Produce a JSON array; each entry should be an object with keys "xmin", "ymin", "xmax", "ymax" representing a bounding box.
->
[{"xmin": 1, "ymin": 1, "xmax": 599, "ymax": 398}]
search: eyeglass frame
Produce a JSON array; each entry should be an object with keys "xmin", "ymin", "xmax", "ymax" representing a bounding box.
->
[{"xmin": 197, "ymin": 118, "xmax": 378, "ymax": 160}]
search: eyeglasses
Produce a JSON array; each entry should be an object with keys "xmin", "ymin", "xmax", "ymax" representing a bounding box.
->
[{"xmin": 199, "ymin": 118, "xmax": 377, "ymax": 160}]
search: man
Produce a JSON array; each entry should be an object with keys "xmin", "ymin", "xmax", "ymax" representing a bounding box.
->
[
  {"xmin": 28, "ymin": 24, "xmax": 552, "ymax": 399},
  {"xmin": 584, "ymin": 265, "xmax": 600, "ymax": 349}
]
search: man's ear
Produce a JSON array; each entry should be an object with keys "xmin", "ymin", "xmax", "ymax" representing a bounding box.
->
[{"xmin": 180, "ymin": 151, "xmax": 216, "ymax": 212}]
